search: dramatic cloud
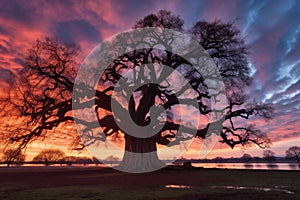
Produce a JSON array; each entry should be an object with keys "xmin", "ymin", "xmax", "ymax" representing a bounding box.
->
[{"xmin": 0, "ymin": 0, "xmax": 299, "ymax": 157}]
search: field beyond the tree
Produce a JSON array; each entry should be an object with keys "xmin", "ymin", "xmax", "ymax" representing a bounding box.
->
[{"xmin": 0, "ymin": 166, "xmax": 299, "ymax": 200}]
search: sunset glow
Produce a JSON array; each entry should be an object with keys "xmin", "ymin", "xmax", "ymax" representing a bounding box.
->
[{"xmin": 0, "ymin": 0, "xmax": 299, "ymax": 160}]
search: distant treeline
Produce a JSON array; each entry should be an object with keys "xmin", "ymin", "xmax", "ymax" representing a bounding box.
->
[
  {"xmin": 1, "ymin": 156, "xmax": 298, "ymax": 167},
  {"xmin": 173, "ymin": 156, "xmax": 295, "ymax": 164},
  {"xmin": 0, "ymin": 159, "xmax": 102, "ymax": 166}
]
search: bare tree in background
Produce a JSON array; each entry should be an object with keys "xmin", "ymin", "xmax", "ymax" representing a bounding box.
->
[
  {"xmin": 3, "ymin": 10, "xmax": 273, "ymax": 171},
  {"xmin": 1, "ymin": 149, "xmax": 25, "ymax": 167},
  {"xmin": 286, "ymin": 146, "xmax": 300, "ymax": 163},
  {"xmin": 241, "ymin": 153, "xmax": 253, "ymax": 163},
  {"xmin": 32, "ymin": 149, "xmax": 65, "ymax": 166},
  {"xmin": 263, "ymin": 149, "xmax": 276, "ymax": 162}
]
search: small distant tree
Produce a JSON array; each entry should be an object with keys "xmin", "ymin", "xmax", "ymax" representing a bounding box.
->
[
  {"xmin": 2, "ymin": 149, "xmax": 25, "ymax": 167},
  {"xmin": 241, "ymin": 153, "xmax": 253, "ymax": 163},
  {"xmin": 32, "ymin": 149, "xmax": 65, "ymax": 166},
  {"xmin": 263, "ymin": 150, "xmax": 276, "ymax": 162},
  {"xmin": 286, "ymin": 146, "xmax": 300, "ymax": 163}
]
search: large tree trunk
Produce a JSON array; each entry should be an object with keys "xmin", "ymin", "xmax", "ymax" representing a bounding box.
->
[
  {"xmin": 116, "ymin": 134, "xmax": 165, "ymax": 173},
  {"xmin": 116, "ymin": 84, "xmax": 166, "ymax": 173}
]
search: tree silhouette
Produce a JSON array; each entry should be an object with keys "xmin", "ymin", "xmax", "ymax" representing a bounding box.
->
[
  {"xmin": 241, "ymin": 153, "xmax": 253, "ymax": 163},
  {"xmin": 6, "ymin": 37, "xmax": 78, "ymax": 148},
  {"xmin": 32, "ymin": 149, "xmax": 65, "ymax": 166},
  {"xmin": 2, "ymin": 149, "xmax": 25, "ymax": 167},
  {"xmin": 5, "ymin": 10, "xmax": 273, "ymax": 172},
  {"xmin": 286, "ymin": 146, "xmax": 300, "ymax": 163},
  {"xmin": 263, "ymin": 149, "xmax": 276, "ymax": 162}
]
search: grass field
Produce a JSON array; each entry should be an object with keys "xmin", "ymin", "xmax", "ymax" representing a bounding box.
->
[{"xmin": 0, "ymin": 166, "xmax": 299, "ymax": 200}]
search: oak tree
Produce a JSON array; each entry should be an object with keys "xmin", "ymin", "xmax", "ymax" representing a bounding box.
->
[{"xmin": 5, "ymin": 10, "xmax": 273, "ymax": 172}]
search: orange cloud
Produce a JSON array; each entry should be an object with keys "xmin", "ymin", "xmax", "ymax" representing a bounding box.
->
[{"xmin": 0, "ymin": 1, "xmax": 299, "ymax": 161}]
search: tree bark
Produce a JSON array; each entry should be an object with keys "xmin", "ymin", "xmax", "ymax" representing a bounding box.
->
[{"xmin": 117, "ymin": 134, "xmax": 165, "ymax": 173}]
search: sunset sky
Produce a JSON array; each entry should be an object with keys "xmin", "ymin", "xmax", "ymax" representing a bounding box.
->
[{"xmin": 0, "ymin": 0, "xmax": 299, "ymax": 160}]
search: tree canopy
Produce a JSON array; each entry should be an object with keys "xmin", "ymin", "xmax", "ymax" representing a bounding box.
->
[
  {"xmin": 286, "ymin": 146, "xmax": 300, "ymax": 163},
  {"xmin": 241, "ymin": 153, "xmax": 252, "ymax": 162},
  {"xmin": 32, "ymin": 149, "xmax": 66, "ymax": 165},
  {"xmin": 263, "ymin": 149, "xmax": 276, "ymax": 162},
  {"xmin": 3, "ymin": 10, "xmax": 274, "ymax": 172},
  {"xmin": 1, "ymin": 148, "xmax": 25, "ymax": 167}
]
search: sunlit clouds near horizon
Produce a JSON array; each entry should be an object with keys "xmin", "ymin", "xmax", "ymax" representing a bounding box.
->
[{"xmin": 0, "ymin": 0, "xmax": 299, "ymax": 159}]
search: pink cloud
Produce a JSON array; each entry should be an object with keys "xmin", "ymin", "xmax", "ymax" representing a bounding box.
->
[{"xmin": 0, "ymin": 0, "xmax": 299, "ymax": 159}]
